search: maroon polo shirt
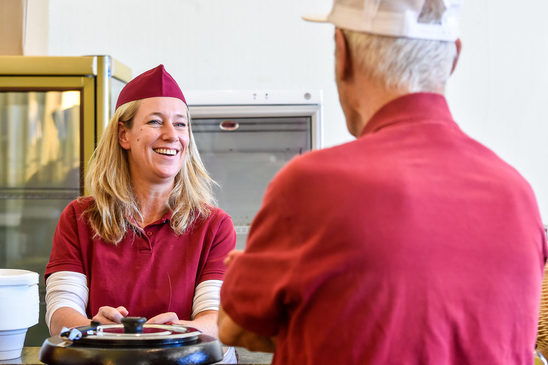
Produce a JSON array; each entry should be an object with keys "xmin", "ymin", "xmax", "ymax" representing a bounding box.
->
[
  {"xmin": 46, "ymin": 197, "xmax": 236, "ymax": 320},
  {"xmin": 221, "ymin": 93, "xmax": 547, "ymax": 365}
]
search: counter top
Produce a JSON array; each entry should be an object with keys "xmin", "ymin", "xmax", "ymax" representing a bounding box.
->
[
  {"xmin": 0, "ymin": 347, "xmax": 272, "ymax": 364},
  {"xmin": 0, "ymin": 348, "xmax": 41, "ymax": 365}
]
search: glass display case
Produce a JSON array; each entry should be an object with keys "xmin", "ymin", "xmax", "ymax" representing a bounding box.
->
[{"xmin": 0, "ymin": 56, "xmax": 131, "ymax": 345}]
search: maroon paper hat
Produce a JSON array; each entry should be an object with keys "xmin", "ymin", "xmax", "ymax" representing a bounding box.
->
[{"xmin": 115, "ymin": 64, "xmax": 187, "ymax": 109}]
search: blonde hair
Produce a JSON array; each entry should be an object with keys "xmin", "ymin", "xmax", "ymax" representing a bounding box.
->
[
  {"xmin": 342, "ymin": 0, "xmax": 457, "ymax": 92},
  {"xmin": 84, "ymin": 100, "xmax": 216, "ymax": 244}
]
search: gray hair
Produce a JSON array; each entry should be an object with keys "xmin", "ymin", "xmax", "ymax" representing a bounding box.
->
[{"xmin": 342, "ymin": 0, "xmax": 458, "ymax": 92}]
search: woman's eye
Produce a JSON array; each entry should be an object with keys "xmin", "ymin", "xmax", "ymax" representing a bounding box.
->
[
  {"xmin": 147, "ymin": 119, "xmax": 162, "ymax": 125},
  {"xmin": 174, "ymin": 121, "xmax": 187, "ymax": 128}
]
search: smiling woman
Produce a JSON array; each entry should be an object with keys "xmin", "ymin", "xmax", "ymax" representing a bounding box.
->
[{"xmin": 42, "ymin": 65, "xmax": 237, "ymax": 363}]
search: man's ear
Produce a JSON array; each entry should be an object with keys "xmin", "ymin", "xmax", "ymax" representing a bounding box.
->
[
  {"xmin": 335, "ymin": 28, "xmax": 352, "ymax": 81},
  {"xmin": 118, "ymin": 122, "xmax": 130, "ymax": 150},
  {"xmin": 450, "ymin": 38, "xmax": 462, "ymax": 75}
]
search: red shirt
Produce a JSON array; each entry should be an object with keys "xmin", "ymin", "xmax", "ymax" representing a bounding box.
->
[
  {"xmin": 221, "ymin": 93, "xmax": 547, "ymax": 365},
  {"xmin": 46, "ymin": 197, "xmax": 236, "ymax": 320}
]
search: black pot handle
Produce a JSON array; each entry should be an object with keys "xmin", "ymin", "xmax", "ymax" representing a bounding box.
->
[
  {"xmin": 60, "ymin": 321, "xmax": 100, "ymax": 341},
  {"xmin": 121, "ymin": 316, "xmax": 147, "ymax": 333}
]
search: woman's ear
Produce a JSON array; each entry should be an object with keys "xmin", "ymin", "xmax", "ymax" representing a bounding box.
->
[
  {"xmin": 118, "ymin": 122, "xmax": 130, "ymax": 150},
  {"xmin": 450, "ymin": 38, "xmax": 462, "ymax": 75},
  {"xmin": 335, "ymin": 28, "xmax": 352, "ymax": 81}
]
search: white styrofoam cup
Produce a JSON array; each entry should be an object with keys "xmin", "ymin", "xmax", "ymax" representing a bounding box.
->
[{"xmin": 0, "ymin": 269, "xmax": 39, "ymax": 360}]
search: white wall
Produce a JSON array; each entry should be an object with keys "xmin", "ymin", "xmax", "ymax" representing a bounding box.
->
[
  {"xmin": 48, "ymin": 0, "xmax": 548, "ymax": 221},
  {"xmin": 47, "ymin": 0, "xmax": 346, "ymax": 138}
]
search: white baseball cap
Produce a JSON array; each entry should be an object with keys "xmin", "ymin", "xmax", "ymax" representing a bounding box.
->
[{"xmin": 303, "ymin": 0, "xmax": 461, "ymax": 41}]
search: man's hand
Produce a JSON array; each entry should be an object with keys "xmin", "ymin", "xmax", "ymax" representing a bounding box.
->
[{"xmin": 224, "ymin": 250, "xmax": 244, "ymax": 267}]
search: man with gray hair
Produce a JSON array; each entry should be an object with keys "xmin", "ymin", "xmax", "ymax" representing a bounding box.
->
[{"xmin": 218, "ymin": 0, "xmax": 547, "ymax": 363}]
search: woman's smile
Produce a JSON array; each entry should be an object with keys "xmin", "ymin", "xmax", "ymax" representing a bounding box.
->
[{"xmin": 154, "ymin": 147, "xmax": 178, "ymax": 156}]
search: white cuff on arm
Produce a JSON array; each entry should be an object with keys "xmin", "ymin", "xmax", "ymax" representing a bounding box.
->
[
  {"xmin": 191, "ymin": 280, "xmax": 222, "ymax": 319},
  {"xmin": 45, "ymin": 271, "xmax": 89, "ymax": 330}
]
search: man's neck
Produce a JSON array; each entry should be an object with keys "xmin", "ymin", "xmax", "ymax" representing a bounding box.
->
[
  {"xmin": 345, "ymin": 75, "xmax": 409, "ymax": 137},
  {"xmin": 349, "ymin": 77, "xmax": 446, "ymax": 137},
  {"xmin": 361, "ymin": 88, "xmax": 408, "ymax": 130}
]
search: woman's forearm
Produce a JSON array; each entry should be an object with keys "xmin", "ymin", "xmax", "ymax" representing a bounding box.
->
[
  {"xmin": 177, "ymin": 310, "xmax": 219, "ymax": 337},
  {"xmin": 49, "ymin": 307, "xmax": 91, "ymax": 336}
]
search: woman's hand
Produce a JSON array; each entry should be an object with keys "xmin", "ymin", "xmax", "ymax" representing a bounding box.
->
[
  {"xmin": 148, "ymin": 311, "xmax": 218, "ymax": 338},
  {"xmin": 146, "ymin": 312, "xmax": 179, "ymax": 325},
  {"xmin": 92, "ymin": 306, "xmax": 129, "ymax": 324}
]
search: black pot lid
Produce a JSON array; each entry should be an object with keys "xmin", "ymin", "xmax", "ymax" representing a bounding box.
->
[{"xmin": 60, "ymin": 317, "xmax": 201, "ymax": 347}]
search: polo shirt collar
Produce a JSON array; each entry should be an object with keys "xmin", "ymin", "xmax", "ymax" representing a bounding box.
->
[
  {"xmin": 360, "ymin": 92, "xmax": 454, "ymax": 137},
  {"xmin": 149, "ymin": 210, "xmax": 172, "ymax": 225},
  {"xmin": 129, "ymin": 210, "xmax": 172, "ymax": 231},
  {"xmin": 162, "ymin": 210, "xmax": 173, "ymax": 222}
]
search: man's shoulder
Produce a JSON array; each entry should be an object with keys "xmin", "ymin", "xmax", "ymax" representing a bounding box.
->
[
  {"xmin": 286, "ymin": 140, "xmax": 360, "ymax": 172},
  {"xmin": 268, "ymin": 140, "xmax": 362, "ymax": 194},
  {"xmin": 465, "ymin": 137, "xmax": 532, "ymax": 188}
]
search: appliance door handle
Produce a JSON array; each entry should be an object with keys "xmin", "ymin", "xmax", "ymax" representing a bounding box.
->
[{"xmin": 219, "ymin": 120, "xmax": 240, "ymax": 131}]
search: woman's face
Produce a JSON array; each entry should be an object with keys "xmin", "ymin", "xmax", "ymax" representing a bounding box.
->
[{"xmin": 118, "ymin": 97, "xmax": 189, "ymax": 186}]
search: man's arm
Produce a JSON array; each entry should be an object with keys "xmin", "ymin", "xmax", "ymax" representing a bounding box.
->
[{"xmin": 217, "ymin": 305, "xmax": 276, "ymax": 353}]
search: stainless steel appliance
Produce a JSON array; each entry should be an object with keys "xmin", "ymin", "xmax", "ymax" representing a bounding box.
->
[
  {"xmin": 0, "ymin": 56, "xmax": 131, "ymax": 346},
  {"xmin": 187, "ymin": 91, "xmax": 322, "ymax": 249}
]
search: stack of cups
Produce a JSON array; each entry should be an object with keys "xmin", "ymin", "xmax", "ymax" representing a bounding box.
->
[{"xmin": 0, "ymin": 269, "xmax": 39, "ymax": 360}]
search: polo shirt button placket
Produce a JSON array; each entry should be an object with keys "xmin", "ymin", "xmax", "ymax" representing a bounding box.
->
[{"xmin": 138, "ymin": 230, "xmax": 153, "ymax": 253}]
